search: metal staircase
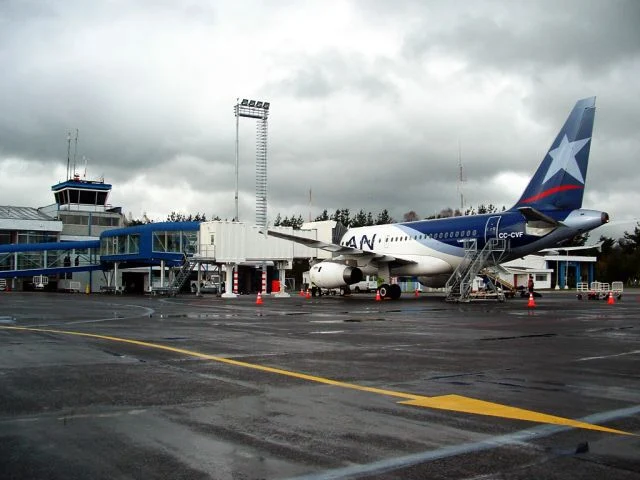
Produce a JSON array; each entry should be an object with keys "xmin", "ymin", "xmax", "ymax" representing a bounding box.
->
[
  {"xmin": 484, "ymin": 264, "xmax": 515, "ymax": 292},
  {"xmin": 445, "ymin": 238, "xmax": 507, "ymax": 302},
  {"xmin": 167, "ymin": 255, "xmax": 197, "ymax": 296}
]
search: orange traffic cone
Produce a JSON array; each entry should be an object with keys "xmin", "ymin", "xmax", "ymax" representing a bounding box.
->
[
  {"xmin": 527, "ymin": 293, "xmax": 536, "ymax": 308},
  {"xmin": 299, "ymin": 288, "xmax": 304, "ymax": 297},
  {"xmin": 414, "ymin": 288, "xmax": 419, "ymax": 297},
  {"xmin": 375, "ymin": 290, "xmax": 381, "ymax": 301},
  {"xmin": 607, "ymin": 291, "xmax": 615, "ymax": 305},
  {"xmin": 305, "ymin": 289, "xmax": 311, "ymax": 299},
  {"xmin": 256, "ymin": 292, "xmax": 263, "ymax": 305}
]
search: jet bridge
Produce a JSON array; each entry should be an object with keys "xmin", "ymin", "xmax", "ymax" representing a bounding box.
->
[
  {"xmin": 196, "ymin": 221, "xmax": 321, "ymax": 297},
  {"xmin": 0, "ymin": 240, "xmax": 102, "ymax": 291}
]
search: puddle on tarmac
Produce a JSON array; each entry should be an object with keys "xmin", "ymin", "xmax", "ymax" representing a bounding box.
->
[
  {"xmin": 156, "ymin": 313, "xmax": 236, "ymax": 319},
  {"xmin": 344, "ymin": 318, "xmax": 386, "ymax": 322}
]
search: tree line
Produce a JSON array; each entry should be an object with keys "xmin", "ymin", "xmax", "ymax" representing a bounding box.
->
[
  {"xmin": 596, "ymin": 225, "xmax": 640, "ymax": 285},
  {"xmin": 126, "ymin": 207, "xmax": 640, "ymax": 284},
  {"xmin": 128, "ymin": 204, "xmax": 506, "ymax": 228},
  {"xmin": 274, "ymin": 204, "xmax": 506, "ymax": 229}
]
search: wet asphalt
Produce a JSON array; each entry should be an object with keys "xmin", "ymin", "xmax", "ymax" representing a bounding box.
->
[{"xmin": 1, "ymin": 290, "xmax": 639, "ymax": 479}]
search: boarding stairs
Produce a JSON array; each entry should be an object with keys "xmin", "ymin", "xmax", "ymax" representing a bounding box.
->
[
  {"xmin": 165, "ymin": 255, "xmax": 197, "ymax": 296},
  {"xmin": 483, "ymin": 264, "xmax": 516, "ymax": 294},
  {"xmin": 445, "ymin": 238, "xmax": 508, "ymax": 302}
]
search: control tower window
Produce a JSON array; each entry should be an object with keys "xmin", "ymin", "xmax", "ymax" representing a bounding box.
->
[{"xmin": 79, "ymin": 190, "xmax": 97, "ymax": 204}]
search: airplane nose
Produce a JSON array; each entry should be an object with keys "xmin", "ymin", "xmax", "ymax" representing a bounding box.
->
[{"xmin": 601, "ymin": 212, "xmax": 610, "ymax": 224}]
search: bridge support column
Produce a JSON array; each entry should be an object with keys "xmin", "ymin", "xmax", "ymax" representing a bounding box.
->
[
  {"xmin": 221, "ymin": 263, "xmax": 238, "ymax": 298},
  {"xmin": 114, "ymin": 262, "xmax": 120, "ymax": 292},
  {"xmin": 195, "ymin": 263, "xmax": 203, "ymax": 296},
  {"xmin": 273, "ymin": 261, "xmax": 290, "ymax": 297},
  {"xmin": 261, "ymin": 267, "xmax": 267, "ymax": 295}
]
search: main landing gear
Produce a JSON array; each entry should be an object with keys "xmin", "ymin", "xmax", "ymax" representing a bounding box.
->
[{"xmin": 378, "ymin": 283, "xmax": 402, "ymax": 300}]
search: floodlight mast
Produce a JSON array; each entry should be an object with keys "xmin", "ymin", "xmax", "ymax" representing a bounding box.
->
[{"xmin": 233, "ymin": 98, "xmax": 270, "ymax": 227}]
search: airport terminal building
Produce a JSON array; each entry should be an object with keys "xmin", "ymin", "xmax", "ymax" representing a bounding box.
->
[
  {"xmin": 0, "ymin": 174, "xmax": 331, "ymax": 294},
  {"xmin": 0, "ymin": 175, "xmax": 600, "ymax": 295}
]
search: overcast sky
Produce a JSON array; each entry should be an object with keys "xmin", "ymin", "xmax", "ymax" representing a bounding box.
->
[{"xmin": 1, "ymin": 0, "xmax": 639, "ymax": 239}]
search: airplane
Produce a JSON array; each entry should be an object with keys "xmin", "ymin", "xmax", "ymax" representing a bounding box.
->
[{"xmin": 268, "ymin": 97, "xmax": 609, "ymax": 299}]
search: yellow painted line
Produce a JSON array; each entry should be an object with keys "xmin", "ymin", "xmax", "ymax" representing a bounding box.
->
[{"xmin": 1, "ymin": 325, "xmax": 630, "ymax": 435}]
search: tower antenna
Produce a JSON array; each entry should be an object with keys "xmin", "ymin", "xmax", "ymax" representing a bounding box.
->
[
  {"xmin": 72, "ymin": 128, "xmax": 79, "ymax": 176},
  {"xmin": 457, "ymin": 140, "xmax": 466, "ymax": 213},
  {"xmin": 66, "ymin": 131, "xmax": 71, "ymax": 180}
]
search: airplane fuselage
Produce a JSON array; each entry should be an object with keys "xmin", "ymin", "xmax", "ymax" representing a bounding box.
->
[{"xmin": 338, "ymin": 208, "xmax": 608, "ymax": 278}]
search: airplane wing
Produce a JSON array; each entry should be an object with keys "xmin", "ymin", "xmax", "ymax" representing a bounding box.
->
[
  {"xmin": 266, "ymin": 229, "xmax": 415, "ymax": 265},
  {"xmin": 266, "ymin": 229, "xmax": 361, "ymax": 254}
]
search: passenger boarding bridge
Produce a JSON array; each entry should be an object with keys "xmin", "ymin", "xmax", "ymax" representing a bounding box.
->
[
  {"xmin": 1, "ymin": 219, "xmax": 330, "ymax": 295},
  {"xmin": 0, "ymin": 240, "xmax": 100, "ymax": 274}
]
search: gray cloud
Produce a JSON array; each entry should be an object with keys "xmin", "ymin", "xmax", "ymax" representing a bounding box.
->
[{"xmin": 1, "ymin": 0, "xmax": 639, "ymax": 233}]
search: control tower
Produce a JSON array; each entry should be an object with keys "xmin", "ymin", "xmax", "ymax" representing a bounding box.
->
[{"xmin": 40, "ymin": 173, "xmax": 124, "ymax": 240}]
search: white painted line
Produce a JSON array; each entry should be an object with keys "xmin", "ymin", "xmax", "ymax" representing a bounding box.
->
[
  {"xmin": 577, "ymin": 350, "xmax": 640, "ymax": 361},
  {"xmin": 285, "ymin": 404, "xmax": 640, "ymax": 480}
]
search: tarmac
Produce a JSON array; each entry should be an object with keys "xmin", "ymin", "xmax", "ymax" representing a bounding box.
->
[{"xmin": 1, "ymin": 289, "xmax": 639, "ymax": 479}]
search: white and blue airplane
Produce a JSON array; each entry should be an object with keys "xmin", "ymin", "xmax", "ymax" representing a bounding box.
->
[{"xmin": 268, "ymin": 97, "xmax": 609, "ymax": 299}]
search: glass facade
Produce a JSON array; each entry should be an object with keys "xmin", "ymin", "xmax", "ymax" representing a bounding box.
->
[
  {"xmin": 182, "ymin": 231, "xmax": 197, "ymax": 255},
  {"xmin": 59, "ymin": 213, "xmax": 120, "ymax": 227},
  {"xmin": 0, "ymin": 253, "xmax": 12, "ymax": 271},
  {"xmin": 92, "ymin": 216, "xmax": 120, "ymax": 226},
  {"xmin": 100, "ymin": 230, "xmax": 195, "ymax": 256},
  {"xmin": 16, "ymin": 231, "xmax": 59, "ymax": 244},
  {"xmin": 152, "ymin": 230, "xmax": 197, "ymax": 254},
  {"xmin": 17, "ymin": 251, "xmax": 45, "ymax": 270},
  {"xmin": 0, "ymin": 248, "xmax": 98, "ymax": 271},
  {"xmin": 128, "ymin": 235, "xmax": 140, "ymax": 254},
  {"xmin": 100, "ymin": 234, "xmax": 140, "ymax": 256},
  {"xmin": 55, "ymin": 188, "xmax": 109, "ymax": 206},
  {"xmin": 0, "ymin": 231, "xmax": 12, "ymax": 245}
]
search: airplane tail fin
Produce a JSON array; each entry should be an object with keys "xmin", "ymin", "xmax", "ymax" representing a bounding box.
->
[{"xmin": 513, "ymin": 97, "xmax": 596, "ymax": 211}]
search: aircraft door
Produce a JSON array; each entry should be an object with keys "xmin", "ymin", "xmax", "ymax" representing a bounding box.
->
[{"xmin": 484, "ymin": 216, "xmax": 501, "ymax": 242}]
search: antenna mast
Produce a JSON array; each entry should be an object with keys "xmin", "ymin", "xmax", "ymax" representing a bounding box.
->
[
  {"xmin": 72, "ymin": 129, "xmax": 79, "ymax": 176},
  {"xmin": 457, "ymin": 141, "xmax": 466, "ymax": 213},
  {"xmin": 66, "ymin": 131, "xmax": 71, "ymax": 180}
]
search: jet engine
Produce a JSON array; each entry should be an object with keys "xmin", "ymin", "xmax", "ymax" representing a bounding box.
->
[
  {"xmin": 309, "ymin": 262, "xmax": 363, "ymax": 288},
  {"xmin": 417, "ymin": 274, "xmax": 450, "ymax": 289}
]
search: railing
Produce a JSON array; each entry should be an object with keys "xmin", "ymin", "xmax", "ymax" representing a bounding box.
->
[
  {"xmin": 195, "ymin": 244, "xmax": 216, "ymax": 259},
  {"xmin": 446, "ymin": 238, "xmax": 507, "ymax": 302}
]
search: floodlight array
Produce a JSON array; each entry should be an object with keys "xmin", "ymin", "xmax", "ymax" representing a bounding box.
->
[{"xmin": 234, "ymin": 98, "xmax": 270, "ymax": 228}]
